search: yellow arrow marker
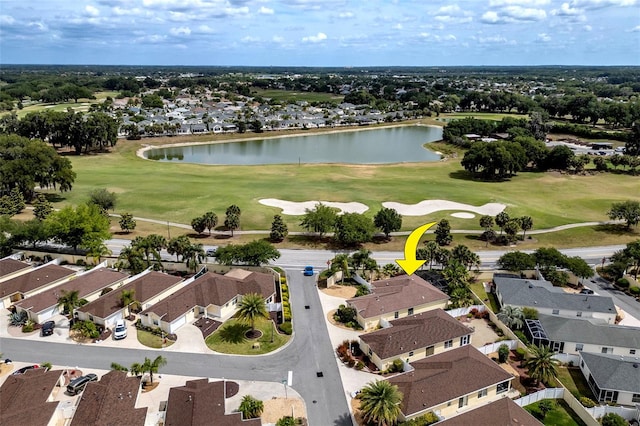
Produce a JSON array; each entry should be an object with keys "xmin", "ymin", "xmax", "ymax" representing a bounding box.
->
[{"xmin": 396, "ymin": 222, "xmax": 437, "ymax": 275}]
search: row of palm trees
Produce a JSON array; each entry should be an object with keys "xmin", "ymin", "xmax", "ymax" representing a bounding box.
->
[
  {"xmin": 116, "ymin": 234, "xmax": 205, "ymax": 274},
  {"xmin": 110, "ymin": 355, "xmax": 167, "ymax": 384},
  {"xmin": 56, "ymin": 288, "xmax": 138, "ymax": 321}
]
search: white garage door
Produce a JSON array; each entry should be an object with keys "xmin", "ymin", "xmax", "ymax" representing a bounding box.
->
[{"xmin": 170, "ymin": 316, "xmax": 186, "ymax": 333}]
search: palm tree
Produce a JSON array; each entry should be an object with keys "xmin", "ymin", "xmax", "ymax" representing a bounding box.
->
[
  {"xmin": 129, "ymin": 362, "xmax": 143, "ymax": 377},
  {"xmin": 237, "ymin": 293, "xmax": 268, "ymax": 335},
  {"xmin": 495, "ymin": 211, "xmax": 510, "ymax": 236},
  {"xmin": 238, "ymin": 395, "xmax": 264, "ymax": 419},
  {"xmin": 57, "ymin": 289, "xmax": 80, "ymax": 318},
  {"xmin": 442, "ymin": 259, "xmax": 470, "ymax": 290},
  {"xmin": 449, "ymin": 287, "xmax": 475, "ymax": 308},
  {"xmin": 142, "ymin": 355, "xmax": 167, "ymax": 384},
  {"xmin": 167, "ymin": 235, "xmax": 191, "ymax": 262},
  {"xmin": 358, "ymin": 380, "xmax": 403, "ymax": 426},
  {"xmin": 351, "ymin": 249, "xmax": 372, "ymax": 273},
  {"xmin": 202, "ymin": 211, "xmax": 218, "ymax": 235},
  {"xmin": 520, "ymin": 216, "xmax": 533, "ymax": 240},
  {"xmin": 120, "ymin": 289, "xmax": 136, "ymax": 318},
  {"xmin": 183, "ymin": 242, "xmax": 205, "ymax": 272},
  {"xmin": 423, "ymin": 240, "xmax": 439, "ymax": 270},
  {"xmin": 110, "ymin": 362, "xmax": 129, "ymax": 373},
  {"xmin": 497, "ymin": 305, "xmax": 525, "ymax": 330},
  {"xmin": 524, "ymin": 345, "xmax": 560, "ymax": 386}
]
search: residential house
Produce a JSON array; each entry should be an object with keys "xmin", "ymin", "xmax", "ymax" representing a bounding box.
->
[
  {"xmin": 346, "ymin": 275, "xmax": 449, "ymax": 330},
  {"xmin": 359, "ymin": 309, "xmax": 473, "ymax": 371},
  {"xmin": 387, "ymin": 345, "xmax": 514, "ymax": 421},
  {"xmin": 164, "ymin": 379, "xmax": 261, "ymax": 426},
  {"xmin": 579, "ymin": 352, "xmax": 640, "ymax": 406},
  {"xmin": 139, "ymin": 269, "xmax": 276, "ymax": 334},
  {"xmin": 0, "ymin": 257, "xmax": 31, "ymax": 283},
  {"xmin": 436, "ymin": 397, "xmax": 542, "ymax": 426},
  {"xmin": 76, "ymin": 270, "xmax": 183, "ymax": 329},
  {"xmin": 526, "ymin": 314, "xmax": 640, "ymax": 356},
  {"xmin": 493, "ymin": 275, "xmax": 616, "ymax": 323},
  {"xmin": 0, "ymin": 368, "xmax": 63, "ymax": 426},
  {"xmin": 70, "ymin": 371, "xmax": 146, "ymax": 426},
  {"xmin": 15, "ymin": 266, "xmax": 129, "ymax": 324},
  {"xmin": 0, "ymin": 263, "xmax": 76, "ymax": 309}
]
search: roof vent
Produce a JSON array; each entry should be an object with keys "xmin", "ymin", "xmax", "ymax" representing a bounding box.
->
[
  {"xmin": 528, "ymin": 284, "xmax": 533, "ymax": 288},
  {"xmin": 633, "ymin": 363, "xmax": 638, "ymax": 368}
]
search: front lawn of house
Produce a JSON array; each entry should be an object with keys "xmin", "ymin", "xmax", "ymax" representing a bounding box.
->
[
  {"xmin": 205, "ymin": 316, "xmax": 289, "ymax": 355},
  {"xmin": 137, "ymin": 329, "xmax": 175, "ymax": 349},
  {"xmin": 525, "ymin": 399, "xmax": 587, "ymax": 426}
]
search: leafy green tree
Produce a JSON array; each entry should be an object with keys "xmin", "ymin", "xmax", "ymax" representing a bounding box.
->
[
  {"xmin": 533, "ymin": 247, "xmax": 566, "ymax": 273},
  {"xmin": 443, "ymin": 259, "xmax": 470, "ymax": 290},
  {"xmin": 497, "ymin": 306, "xmax": 525, "ymax": 330},
  {"xmin": 238, "ymin": 395, "xmax": 264, "ymax": 420},
  {"xmin": 237, "ymin": 293, "xmax": 268, "ymax": 334},
  {"xmin": 85, "ymin": 240, "xmax": 111, "ymax": 264},
  {"xmin": 116, "ymin": 245, "xmax": 146, "ymax": 274},
  {"xmin": 142, "ymin": 355, "xmax": 167, "ymax": 384},
  {"xmin": 269, "ymin": 214, "xmax": 288, "ymax": 242},
  {"xmin": 524, "ymin": 345, "xmax": 560, "ymax": 386},
  {"xmin": 520, "ymin": 216, "xmax": 533, "ymax": 240},
  {"xmin": 167, "ymin": 235, "xmax": 191, "ymax": 262},
  {"xmin": 72, "ymin": 320, "xmax": 99, "ymax": 339},
  {"xmin": 334, "ymin": 213, "xmax": 375, "ymax": 246},
  {"xmin": 183, "ymin": 242, "xmax": 205, "ymax": 272},
  {"xmin": 434, "ymin": 219, "xmax": 452, "ymax": 246},
  {"xmin": 351, "ymin": 248, "xmax": 373, "ymax": 273},
  {"xmin": 111, "ymin": 362, "xmax": 129, "ymax": 372},
  {"xmin": 608, "ymin": 200, "xmax": 640, "ymax": 229},
  {"xmin": 374, "ymin": 207, "xmax": 402, "ymax": 239},
  {"xmin": 613, "ymin": 240, "xmax": 640, "ymax": 279},
  {"xmin": 358, "ymin": 380, "xmax": 403, "ymax": 426},
  {"xmin": 497, "ymin": 251, "xmax": 536, "ymax": 272},
  {"xmin": 191, "ymin": 216, "xmax": 207, "ymax": 235},
  {"xmin": 498, "ymin": 343, "xmax": 510, "ymax": 363},
  {"xmin": 131, "ymin": 234, "xmax": 166, "ymax": 268},
  {"xmin": 213, "ymin": 244, "xmax": 242, "ymax": 266},
  {"xmin": 129, "ymin": 362, "xmax": 143, "ymax": 377},
  {"xmin": 11, "ymin": 219, "xmax": 50, "ymax": 248},
  {"xmin": 300, "ymin": 203, "xmax": 337, "ymax": 237},
  {"xmin": 57, "ymin": 290, "xmax": 80, "ymax": 318},
  {"xmin": 417, "ymin": 240, "xmax": 440, "ymax": 270},
  {"xmin": 564, "ymin": 256, "xmax": 594, "ymax": 280},
  {"xmin": 88, "ymin": 188, "xmax": 116, "ymax": 213},
  {"xmin": 479, "ymin": 215, "xmax": 494, "ymax": 232},
  {"xmin": 240, "ymin": 240, "xmax": 281, "ymax": 265},
  {"xmin": 202, "ymin": 211, "xmax": 218, "ymax": 235},
  {"xmin": 600, "ymin": 412, "xmax": 628, "ymax": 426},
  {"xmin": 118, "ymin": 213, "xmax": 136, "ymax": 233},
  {"xmin": 504, "ymin": 218, "xmax": 521, "ymax": 243},
  {"xmin": 382, "ymin": 263, "xmax": 400, "ymax": 278},
  {"xmin": 224, "ymin": 212, "xmax": 240, "ymax": 236},
  {"xmin": 226, "ymin": 204, "xmax": 241, "ymax": 217},
  {"xmin": 46, "ymin": 203, "xmax": 111, "ymax": 252},
  {"xmin": 32, "ymin": 194, "xmax": 53, "ymax": 221},
  {"xmin": 537, "ymin": 400, "xmax": 554, "ymax": 420}
]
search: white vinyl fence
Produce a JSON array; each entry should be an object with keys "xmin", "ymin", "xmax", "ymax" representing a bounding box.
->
[
  {"xmin": 476, "ymin": 340, "xmax": 518, "ymax": 355},
  {"xmin": 514, "ymin": 388, "xmax": 566, "ymax": 407},
  {"xmin": 587, "ymin": 405, "xmax": 640, "ymax": 422},
  {"xmin": 553, "ymin": 353, "xmax": 581, "ymax": 365},
  {"xmin": 445, "ymin": 305, "xmax": 487, "ymax": 318}
]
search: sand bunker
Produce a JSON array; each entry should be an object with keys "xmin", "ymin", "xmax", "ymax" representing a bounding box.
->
[
  {"xmin": 382, "ymin": 200, "xmax": 505, "ymax": 216},
  {"xmin": 259, "ymin": 199, "xmax": 369, "ymax": 215},
  {"xmin": 260, "ymin": 198, "xmax": 506, "ymax": 217}
]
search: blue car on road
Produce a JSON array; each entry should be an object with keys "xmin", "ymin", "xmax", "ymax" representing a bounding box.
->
[{"xmin": 303, "ymin": 266, "xmax": 314, "ymax": 276}]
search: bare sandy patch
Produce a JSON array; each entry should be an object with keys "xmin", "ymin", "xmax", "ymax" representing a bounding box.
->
[
  {"xmin": 322, "ymin": 285, "xmax": 358, "ymax": 299},
  {"xmin": 262, "ymin": 397, "xmax": 306, "ymax": 424},
  {"xmin": 383, "ymin": 200, "xmax": 506, "ymax": 216},
  {"xmin": 451, "ymin": 212, "xmax": 476, "ymax": 219},
  {"xmin": 259, "ymin": 199, "xmax": 369, "ymax": 215}
]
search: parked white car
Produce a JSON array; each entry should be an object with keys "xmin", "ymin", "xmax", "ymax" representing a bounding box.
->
[{"xmin": 113, "ymin": 319, "xmax": 127, "ymax": 340}]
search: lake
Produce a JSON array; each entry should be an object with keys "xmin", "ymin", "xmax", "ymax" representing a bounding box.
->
[{"xmin": 144, "ymin": 125, "xmax": 443, "ymax": 165}]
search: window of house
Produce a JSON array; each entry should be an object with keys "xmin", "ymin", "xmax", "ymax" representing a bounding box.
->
[
  {"xmin": 409, "ymin": 351, "xmax": 414, "ymax": 357},
  {"xmin": 408, "ymin": 308, "xmax": 414, "ymax": 315},
  {"xmin": 631, "ymin": 349, "xmax": 636, "ymax": 355},
  {"xmin": 458, "ymin": 396, "xmax": 468, "ymax": 408},
  {"xmin": 575, "ymin": 344, "xmax": 583, "ymax": 352},
  {"xmin": 460, "ymin": 335, "xmax": 470, "ymax": 346},
  {"xmin": 394, "ymin": 311, "xmax": 399, "ymax": 319},
  {"xmin": 552, "ymin": 309, "xmax": 559, "ymax": 315},
  {"xmin": 581, "ymin": 360, "xmax": 584, "ymax": 368},
  {"xmin": 496, "ymin": 381, "xmax": 509, "ymax": 394},
  {"xmin": 633, "ymin": 394, "xmax": 640, "ymax": 403},
  {"xmin": 153, "ymin": 319, "xmax": 159, "ymax": 326},
  {"xmin": 478, "ymin": 389, "xmax": 487, "ymax": 398},
  {"xmin": 426, "ymin": 346, "xmax": 434, "ymax": 356},
  {"xmin": 601, "ymin": 347, "xmax": 613, "ymax": 354},
  {"xmin": 444, "ymin": 340, "xmax": 453, "ymax": 348},
  {"xmin": 368, "ymin": 348, "xmax": 372, "ymax": 356},
  {"xmin": 576, "ymin": 311, "xmax": 582, "ymax": 317}
]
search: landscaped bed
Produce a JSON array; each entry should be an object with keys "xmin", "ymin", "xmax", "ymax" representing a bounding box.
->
[{"xmin": 205, "ymin": 316, "xmax": 289, "ymax": 355}]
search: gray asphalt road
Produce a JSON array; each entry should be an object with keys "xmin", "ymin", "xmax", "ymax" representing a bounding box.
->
[
  {"xmin": 583, "ymin": 274, "xmax": 640, "ymax": 322},
  {"xmin": 0, "ymin": 268, "xmax": 351, "ymax": 426}
]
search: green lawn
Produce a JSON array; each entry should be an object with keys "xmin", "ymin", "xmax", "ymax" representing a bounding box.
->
[
  {"xmin": 469, "ymin": 282, "xmax": 501, "ymax": 312},
  {"xmin": 525, "ymin": 399, "xmax": 587, "ymax": 426},
  {"xmin": 205, "ymin": 316, "xmax": 289, "ymax": 355},
  {"xmin": 47, "ymin": 128, "xmax": 639, "ymax": 244},
  {"xmin": 16, "ymin": 91, "xmax": 119, "ymax": 118},
  {"xmin": 555, "ymin": 367, "xmax": 597, "ymax": 401},
  {"xmin": 252, "ymin": 88, "xmax": 343, "ymax": 103},
  {"xmin": 136, "ymin": 329, "xmax": 175, "ymax": 349}
]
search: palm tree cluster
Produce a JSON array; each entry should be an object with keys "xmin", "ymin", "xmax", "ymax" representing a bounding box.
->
[
  {"xmin": 110, "ymin": 355, "xmax": 167, "ymax": 384},
  {"xmin": 328, "ymin": 249, "xmax": 381, "ymax": 281},
  {"xmin": 497, "ymin": 305, "xmax": 525, "ymax": 330},
  {"xmin": 116, "ymin": 233, "xmax": 205, "ymax": 274},
  {"xmin": 524, "ymin": 345, "xmax": 560, "ymax": 386},
  {"xmin": 238, "ymin": 395, "xmax": 264, "ymax": 419},
  {"xmin": 358, "ymin": 380, "xmax": 403, "ymax": 426}
]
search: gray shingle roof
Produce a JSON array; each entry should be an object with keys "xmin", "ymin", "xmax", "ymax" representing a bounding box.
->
[
  {"xmin": 495, "ymin": 276, "xmax": 616, "ymax": 315},
  {"xmin": 537, "ymin": 314, "xmax": 640, "ymax": 350},
  {"xmin": 580, "ymin": 352, "xmax": 640, "ymax": 393}
]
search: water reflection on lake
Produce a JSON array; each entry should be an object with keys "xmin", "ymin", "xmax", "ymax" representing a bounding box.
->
[{"xmin": 144, "ymin": 125, "xmax": 443, "ymax": 165}]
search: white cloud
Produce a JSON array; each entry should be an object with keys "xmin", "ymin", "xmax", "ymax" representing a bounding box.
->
[
  {"xmin": 551, "ymin": 3, "xmax": 582, "ymax": 15},
  {"xmin": 136, "ymin": 34, "xmax": 167, "ymax": 43},
  {"xmin": 490, "ymin": 0, "xmax": 550, "ymax": 5},
  {"xmin": 479, "ymin": 35, "xmax": 508, "ymax": 43},
  {"xmin": 168, "ymin": 11, "xmax": 198, "ymax": 21},
  {"xmin": 85, "ymin": 5, "xmax": 100, "ymax": 17},
  {"xmin": 272, "ymin": 35, "xmax": 284, "ymax": 42},
  {"xmin": 436, "ymin": 5, "xmax": 461, "ymax": 14},
  {"xmin": 435, "ymin": 15, "xmax": 473, "ymax": 24},
  {"xmin": 481, "ymin": 11, "xmax": 500, "ymax": 23},
  {"xmin": 241, "ymin": 35, "xmax": 260, "ymax": 42},
  {"xmin": 302, "ymin": 32, "xmax": 327, "ymax": 43},
  {"xmin": 584, "ymin": 24, "xmax": 593, "ymax": 30},
  {"xmin": 224, "ymin": 6, "xmax": 249, "ymax": 16},
  {"xmin": 571, "ymin": 0, "xmax": 637, "ymax": 9},
  {"xmin": 338, "ymin": 12, "xmax": 354, "ymax": 18},
  {"xmin": 537, "ymin": 32, "xmax": 551, "ymax": 41},
  {"xmin": 0, "ymin": 15, "xmax": 16, "ymax": 25},
  {"xmin": 482, "ymin": 6, "xmax": 547, "ymax": 23},
  {"xmin": 197, "ymin": 24, "xmax": 216, "ymax": 33},
  {"xmin": 170, "ymin": 26, "xmax": 191, "ymax": 36},
  {"xmin": 393, "ymin": 23, "xmax": 403, "ymax": 30},
  {"xmin": 632, "ymin": 25, "xmax": 640, "ymax": 31},
  {"xmin": 259, "ymin": 6, "xmax": 274, "ymax": 15}
]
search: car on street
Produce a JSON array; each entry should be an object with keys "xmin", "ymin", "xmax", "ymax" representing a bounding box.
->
[
  {"xmin": 303, "ymin": 266, "xmax": 314, "ymax": 276},
  {"xmin": 580, "ymin": 288, "xmax": 595, "ymax": 295},
  {"xmin": 41, "ymin": 320, "xmax": 55, "ymax": 337},
  {"xmin": 66, "ymin": 373, "xmax": 98, "ymax": 395},
  {"xmin": 12, "ymin": 364, "xmax": 40, "ymax": 375},
  {"xmin": 113, "ymin": 319, "xmax": 127, "ymax": 340},
  {"xmin": 206, "ymin": 249, "xmax": 216, "ymax": 257}
]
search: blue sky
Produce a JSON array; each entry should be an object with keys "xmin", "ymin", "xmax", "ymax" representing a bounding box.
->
[{"xmin": 1, "ymin": 0, "xmax": 639, "ymax": 66}]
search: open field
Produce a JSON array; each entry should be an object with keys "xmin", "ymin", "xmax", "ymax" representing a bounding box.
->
[
  {"xmin": 16, "ymin": 91, "xmax": 119, "ymax": 118},
  {"xmin": 252, "ymin": 88, "xmax": 343, "ymax": 103},
  {"xmin": 438, "ymin": 112, "xmax": 530, "ymax": 121}
]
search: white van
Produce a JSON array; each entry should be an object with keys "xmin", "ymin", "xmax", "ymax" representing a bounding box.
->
[{"xmin": 113, "ymin": 319, "xmax": 127, "ymax": 340}]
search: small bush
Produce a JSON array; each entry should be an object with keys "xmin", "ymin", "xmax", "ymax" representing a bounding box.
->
[
  {"xmin": 630, "ymin": 286, "xmax": 640, "ymax": 295},
  {"xmin": 402, "ymin": 412, "xmax": 440, "ymax": 426},
  {"xmin": 498, "ymin": 343, "xmax": 510, "ymax": 363},
  {"xmin": 279, "ymin": 321, "xmax": 292, "ymax": 335},
  {"xmin": 515, "ymin": 347, "xmax": 527, "ymax": 360},
  {"xmin": 22, "ymin": 322, "xmax": 34, "ymax": 333},
  {"xmin": 522, "ymin": 307, "xmax": 538, "ymax": 320},
  {"xmin": 76, "ymin": 259, "xmax": 86, "ymax": 266},
  {"xmin": 514, "ymin": 330, "xmax": 530, "ymax": 345},
  {"xmin": 616, "ymin": 278, "xmax": 629, "ymax": 289},
  {"xmin": 355, "ymin": 361, "xmax": 364, "ymax": 370},
  {"xmin": 580, "ymin": 397, "xmax": 596, "ymax": 408}
]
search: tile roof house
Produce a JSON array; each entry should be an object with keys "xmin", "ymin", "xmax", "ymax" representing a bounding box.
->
[
  {"xmin": 70, "ymin": 371, "xmax": 146, "ymax": 426},
  {"xmin": 436, "ymin": 397, "xmax": 542, "ymax": 426},
  {"xmin": 0, "ymin": 368, "xmax": 63, "ymax": 426},
  {"xmin": 15, "ymin": 266, "xmax": 129, "ymax": 324},
  {"xmin": 347, "ymin": 275, "xmax": 449, "ymax": 330},
  {"xmin": 359, "ymin": 309, "xmax": 473, "ymax": 371},
  {"xmin": 388, "ymin": 345, "xmax": 514, "ymax": 421},
  {"xmin": 579, "ymin": 352, "xmax": 640, "ymax": 406},
  {"xmin": 164, "ymin": 379, "xmax": 261, "ymax": 426},
  {"xmin": 0, "ymin": 263, "xmax": 76, "ymax": 309},
  {"xmin": 0, "ymin": 257, "xmax": 32, "ymax": 283},
  {"xmin": 494, "ymin": 275, "xmax": 617, "ymax": 323},
  {"xmin": 139, "ymin": 269, "xmax": 276, "ymax": 334},
  {"xmin": 526, "ymin": 314, "xmax": 640, "ymax": 356},
  {"xmin": 76, "ymin": 270, "xmax": 183, "ymax": 329}
]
